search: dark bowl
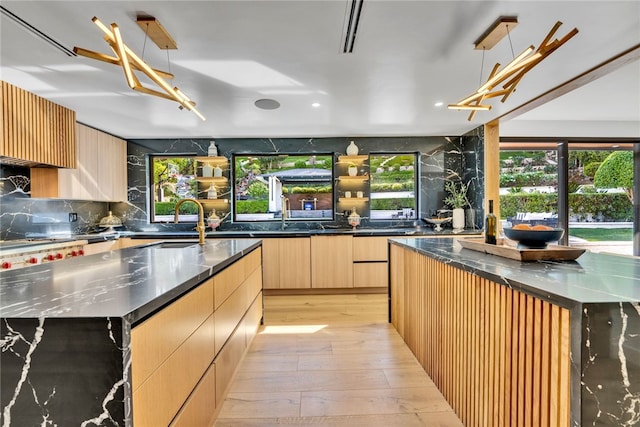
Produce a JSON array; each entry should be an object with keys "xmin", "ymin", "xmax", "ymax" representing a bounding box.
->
[{"xmin": 503, "ymin": 227, "xmax": 565, "ymax": 249}]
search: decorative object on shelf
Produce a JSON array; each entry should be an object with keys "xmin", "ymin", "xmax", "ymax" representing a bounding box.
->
[
  {"xmin": 348, "ymin": 164, "xmax": 358, "ymax": 176},
  {"xmin": 357, "ymin": 191, "xmax": 364, "ymax": 198},
  {"xmin": 346, "ymin": 140, "xmax": 359, "ymax": 156},
  {"xmin": 345, "ymin": 191, "xmax": 351, "ymax": 198},
  {"xmin": 206, "ymin": 209, "xmax": 221, "ymax": 230},
  {"xmin": 208, "ymin": 140, "xmax": 218, "ymax": 157},
  {"xmin": 207, "ymin": 184, "xmax": 217, "ymax": 199},
  {"xmin": 73, "ymin": 16, "xmax": 205, "ymax": 120},
  {"xmin": 448, "ymin": 19, "xmax": 578, "ymax": 121},
  {"xmin": 348, "ymin": 207, "xmax": 361, "ymax": 230},
  {"xmin": 202, "ymin": 162, "xmax": 213, "ymax": 177},
  {"xmin": 98, "ymin": 211, "xmax": 122, "ymax": 232},
  {"xmin": 422, "ymin": 216, "xmax": 452, "ymax": 232},
  {"xmin": 444, "ymin": 180, "xmax": 470, "ymax": 230},
  {"xmin": 213, "ymin": 165, "xmax": 223, "ymax": 177}
]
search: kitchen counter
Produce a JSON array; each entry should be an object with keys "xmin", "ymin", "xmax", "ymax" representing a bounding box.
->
[
  {"xmin": 390, "ymin": 237, "xmax": 640, "ymax": 305},
  {"xmin": 389, "ymin": 237, "xmax": 639, "ymax": 426},
  {"xmin": 127, "ymin": 227, "xmax": 481, "ymax": 239},
  {"xmin": 0, "ymin": 239, "xmax": 261, "ymax": 426}
]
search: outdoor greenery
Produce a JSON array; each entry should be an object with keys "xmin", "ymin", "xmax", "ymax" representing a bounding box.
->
[
  {"xmin": 500, "ymin": 193, "xmax": 633, "ymax": 221},
  {"xmin": 568, "ymin": 228, "xmax": 633, "ymax": 241},
  {"xmin": 155, "ymin": 202, "xmax": 199, "ymax": 215},
  {"xmin": 236, "ymin": 200, "xmax": 269, "ymax": 214},
  {"xmin": 594, "ymin": 151, "xmax": 634, "ymax": 202},
  {"xmin": 371, "ymin": 198, "xmax": 415, "ymax": 210},
  {"xmin": 499, "ymin": 172, "xmax": 557, "ymax": 187}
]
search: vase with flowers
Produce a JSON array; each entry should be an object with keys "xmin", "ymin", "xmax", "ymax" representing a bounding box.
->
[{"xmin": 444, "ymin": 181, "xmax": 470, "ymax": 230}]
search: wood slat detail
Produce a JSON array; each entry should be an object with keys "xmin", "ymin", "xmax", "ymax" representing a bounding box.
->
[
  {"xmin": 390, "ymin": 247, "xmax": 571, "ymax": 427},
  {"xmin": 2, "ymin": 80, "xmax": 76, "ymax": 167}
]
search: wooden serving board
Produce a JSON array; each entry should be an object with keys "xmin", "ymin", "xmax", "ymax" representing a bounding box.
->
[{"xmin": 457, "ymin": 238, "xmax": 586, "ymax": 261}]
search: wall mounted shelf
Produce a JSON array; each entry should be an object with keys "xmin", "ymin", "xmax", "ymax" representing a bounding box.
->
[
  {"xmin": 337, "ymin": 175, "xmax": 369, "ymax": 181},
  {"xmin": 338, "ymin": 197, "xmax": 369, "ymax": 203}
]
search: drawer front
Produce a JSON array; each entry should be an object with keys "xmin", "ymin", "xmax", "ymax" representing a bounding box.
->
[
  {"xmin": 353, "ymin": 236, "xmax": 390, "ymax": 261},
  {"xmin": 169, "ymin": 363, "xmax": 216, "ymax": 427},
  {"xmin": 214, "ymin": 322, "xmax": 247, "ymax": 407},
  {"xmin": 132, "ymin": 279, "xmax": 214, "ymax": 391},
  {"xmin": 214, "ymin": 284, "xmax": 247, "ymax": 355},
  {"xmin": 354, "ymin": 262, "xmax": 389, "ymax": 288},
  {"xmin": 133, "ymin": 315, "xmax": 215, "ymax": 427}
]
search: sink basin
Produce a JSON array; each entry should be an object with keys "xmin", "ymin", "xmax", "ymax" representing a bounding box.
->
[{"xmin": 155, "ymin": 242, "xmax": 199, "ymax": 249}]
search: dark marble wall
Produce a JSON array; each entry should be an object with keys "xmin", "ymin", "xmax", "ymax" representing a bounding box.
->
[
  {"xmin": 1, "ymin": 129, "xmax": 485, "ymax": 237},
  {"xmin": 0, "ymin": 317, "xmax": 129, "ymax": 426},
  {"xmin": 116, "ymin": 131, "xmax": 484, "ymax": 233}
]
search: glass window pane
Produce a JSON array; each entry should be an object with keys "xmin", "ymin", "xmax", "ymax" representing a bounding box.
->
[
  {"xmin": 369, "ymin": 154, "xmax": 417, "ymax": 220},
  {"xmin": 149, "ymin": 156, "xmax": 198, "ymax": 223}
]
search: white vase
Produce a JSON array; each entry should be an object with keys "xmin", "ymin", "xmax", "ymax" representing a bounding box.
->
[
  {"xmin": 452, "ymin": 208, "xmax": 465, "ymax": 229},
  {"xmin": 348, "ymin": 166, "xmax": 358, "ymax": 176},
  {"xmin": 213, "ymin": 165, "xmax": 223, "ymax": 177},
  {"xmin": 202, "ymin": 163, "xmax": 213, "ymax": 177},
  {"xmin": 346, "ymin": 141, "xmax": 359, "ymax": 156},
  {"xmin": 207, "ymin": 184, "xmax": 217, "ymax": 199},
  {"xmin": 207, "ymin": 141, "xmax": 218, "ymax": 157},
  {"xmin": 348, "ymin": 207, "xmax": 361, "ymax": 229}
]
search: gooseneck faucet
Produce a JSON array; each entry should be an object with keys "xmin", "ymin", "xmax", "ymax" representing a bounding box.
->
[
  {"xmin": 174, "ymin": 198, "xmax": 206, "ymax": 245},
  {"xmin": 281, "ymin": 195, "xmax": 290, "ymax": 230}
]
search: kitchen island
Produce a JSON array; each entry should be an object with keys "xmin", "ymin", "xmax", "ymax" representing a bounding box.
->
[
  {"xmin": 0, "ymin": 239, "xmax": 262, "ymax": 426},
  {"xmin": 389, "ymin": 237, "xmax": 639, "ymax": 427}
]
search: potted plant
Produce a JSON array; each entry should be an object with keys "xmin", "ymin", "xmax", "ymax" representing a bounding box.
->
[{"xmin": 444, "ymin": 181, "xmax": 470, "ymax": 229}]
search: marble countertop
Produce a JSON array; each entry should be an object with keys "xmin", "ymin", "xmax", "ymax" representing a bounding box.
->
[
  {"xmin": 0, "ymin": 239, "xmax": 261, "ymax": 323},
  {"xmin": 391, "ymin": 237, "xmax": 640, "ymax": 306},
  {"xmin": 125, "ymin": 227, "xmax": 481, "ymax": 239}
]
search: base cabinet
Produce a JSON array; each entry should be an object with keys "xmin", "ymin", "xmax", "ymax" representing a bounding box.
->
[
  {"xmin": 262, "ymin": 238, "xmax": 311, "ymax": 289},
  {"xmin": 310, "ymin": 235, "xmax": 353, "ymax": 288},
  {"xmin": 131, "ymin": 247, "xmax": 263, "ymax": 427}
]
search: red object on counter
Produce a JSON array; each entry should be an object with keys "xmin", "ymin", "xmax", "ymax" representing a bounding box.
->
[
  {"xmin": 78, "ymin": 250, "xmax": 85, "ymax": 256},
  {"xmin": 46, "ymin": 254, "xmax": 55, "ymax": 261},
  {"xmin": 1, "ymin": 262, "xmax": 11, "ymax": 269},
  {"xmin": 28, "ymin": 257, "xmax": 38, "ymax": 264},
  {"xmin": 70, "ymin": 251, "xmax": 78, "ymax": 257},
  {"xmin": 56, "ymin": 253, "xmax": 64, "ymax": 259}
]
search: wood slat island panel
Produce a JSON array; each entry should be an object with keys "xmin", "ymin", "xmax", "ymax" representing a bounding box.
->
[{"xmin": 390, "ymin": 244, "xmax": 571, "ymax": 427}]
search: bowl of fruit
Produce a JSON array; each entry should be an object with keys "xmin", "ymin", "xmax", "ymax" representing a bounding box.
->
[{"xmin": 503, "ymin": 224, "xmax": 565, "ymax": 249}]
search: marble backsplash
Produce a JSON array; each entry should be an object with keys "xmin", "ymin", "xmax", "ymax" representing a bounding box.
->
[{"xmin": 1, "ymin": 129, "xmax": 484, "ymax": 238}]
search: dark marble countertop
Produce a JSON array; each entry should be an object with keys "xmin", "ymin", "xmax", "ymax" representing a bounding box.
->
[
  {"xmin": 124, "ymin": 227, "xmax": 482, "ymax": 239},
  {"xmin": 391, "ymin": 237, "xmax": 640, "ymax": 306},
  {"xmin": 0, "ymin": 239, "xmax": 261, "ymax": 324}
]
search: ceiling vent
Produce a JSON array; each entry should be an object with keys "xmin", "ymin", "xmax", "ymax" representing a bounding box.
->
[
  {"xmin": 0, "ymin": 6, "xmax": 76, "ymax": 57},
  {"xmin": 340, "ymin": 0, "xmax": 365, "ymax": 53}
]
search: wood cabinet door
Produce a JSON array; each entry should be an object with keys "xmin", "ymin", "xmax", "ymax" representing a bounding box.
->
[
  {"xmin": 261, "ymin": 239, "xmax": 280, "ymax": 289},
  {"xmin": 353, "ymin": 236, "xmax": 391, "ymax": 261},
  {"xmin": 279, "ymin": 237, "xmax": 311, "ymax": 289},
  {"xmin": 311, "ymin": 235, "xmax": 353, "ymax": 288}
]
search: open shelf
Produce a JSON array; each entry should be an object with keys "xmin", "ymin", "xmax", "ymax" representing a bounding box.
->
[
  {"xmin": 338, "ymin": 197, "xmax": 369, "ymax": 203},
  {"xmin": 194, "ymin": 156, "xmax": 228, "ymax": 165},
  {"xmin": 338, "ymin": 155, "xmax": 368, "ymax": 163},
  {"xmin": 196, "ymin": 176, "xmax": 229, "ymax": 184},
  {"xmin": 198, "ymin": 198, "xmax": 230, "ymax": 204},
  {"xmin": 338, "ymin": 175, "xmax": 369, "ymax": 181}
]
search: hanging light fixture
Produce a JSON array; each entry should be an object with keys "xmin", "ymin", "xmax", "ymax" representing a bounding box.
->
[
  {"xmin": 449, "ymin": 20, "xmax": 578, "ymax": 121},
  {"xmin": 74, "ymin": 16, "xmax": 205, "ymax": 121}
]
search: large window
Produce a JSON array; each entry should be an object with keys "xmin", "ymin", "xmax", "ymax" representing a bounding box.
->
[
  {"xmin": 234, "ymin": 154, "xmax": 334, "ymax": 221},
  {"xmin": 369, "ymin": 153, "xmax": 417, "ymax": 220},
  {"xmin": 149, "ymin": 155, "xmax": 198, "ymax": 223}
]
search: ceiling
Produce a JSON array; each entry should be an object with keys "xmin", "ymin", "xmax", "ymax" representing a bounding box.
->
[{"xmin": 1, "ymin": 1, "xmax": 639, "ymax": 140}]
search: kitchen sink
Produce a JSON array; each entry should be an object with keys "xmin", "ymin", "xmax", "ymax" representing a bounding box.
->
[{"xmin": 154, "ymin": 242, "xmax": 199, "ymax": 249}]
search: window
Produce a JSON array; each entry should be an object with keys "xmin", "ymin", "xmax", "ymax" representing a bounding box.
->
[
  {"xmin": 369, "ymin": 153, "xmax": 417, "ymax": 220},
  {"xmin": 149, "ymin": 155, "xmax": 198, "ymax": 223},
  {"xmin": 234, "ymin": 154, "xmax": 334, "ymax": 221}
]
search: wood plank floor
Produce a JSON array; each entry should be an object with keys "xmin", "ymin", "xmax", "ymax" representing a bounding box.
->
[{"xmin": 214, "ymin": 294, "xmax": 464, "ymax": 426}]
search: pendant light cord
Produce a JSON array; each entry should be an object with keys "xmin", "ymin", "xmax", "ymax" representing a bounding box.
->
[
  {"xmin": 479, "ymin": 48, "xmax": 485, "ymax": 86},
  {"xmin": 506, "ymin": 24, "xmax": 515, "ymax": 58},
  {"xmin": 141, "ymin": 23, "xmax": 149, "ymax": 60}
]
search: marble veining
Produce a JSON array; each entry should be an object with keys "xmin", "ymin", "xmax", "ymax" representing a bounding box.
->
[
  {"xmin": 392, "ymin": 238, "xmax": 639, "ymax": 427},
  {"xmin": 1, "ymin": 239, "xmax": 258, "ymax": 426}
]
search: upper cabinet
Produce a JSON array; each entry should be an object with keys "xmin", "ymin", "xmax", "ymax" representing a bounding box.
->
[
  {"xmin": 31, "ymin": 124, "xmax": 127, "ymax": 201},
  {"xmin": 1, "ymin": 81, "xmax": 76, "ymax": 168}
]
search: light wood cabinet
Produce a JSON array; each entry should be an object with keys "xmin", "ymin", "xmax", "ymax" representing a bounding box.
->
[
  {"xmin": 311, "ymin": 235, "xmax": 353, "ymax": 288},
  {"xmin": 1, "ymin": 81, "xmax": 76, "ymax": 168},
  {"xmin": 31, "ymin": 123, "xmax": 127, "ymax": 201},
  {"xmin": 262, "ymin": 238, "xmax": 311, "ymax": 289},
  {"xmin": 352, "ymin": 236, "xmax": 395, "ymax": 288},
  {"xmin": 131, "ymin": 246, "xmax": 263, "ymax": 427}
]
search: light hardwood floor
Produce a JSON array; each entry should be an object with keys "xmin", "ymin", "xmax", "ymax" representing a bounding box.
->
[{"xmin": 214, "ymin": 294, "xmax": 464, "ymax": 426}]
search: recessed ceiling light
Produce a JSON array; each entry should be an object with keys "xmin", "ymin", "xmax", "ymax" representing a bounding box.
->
[
  {"xmin": 434, "ymin": 101, "xmax": 444, "ymax": 107},
  {"xmin": 311, "ymin": 102, "xmax": 321, "ymax": 107},
  {"xmin": 254, "ymin": 98, "xmax": 281, "ymax": 110}
]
